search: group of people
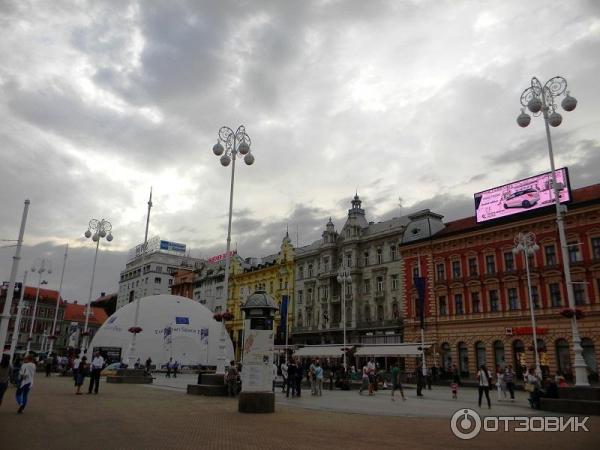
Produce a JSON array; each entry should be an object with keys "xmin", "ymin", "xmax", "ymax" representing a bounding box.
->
[
  {"xmin": 280, "ymin": 358, "xmax": 306, "ymax": 398},
  {"xmin": 165, "ymin": 358, "xmax": 179, "ymax": 378},
  {"xmin": 71, "ymin": 351, "xmax": 106, "ymax": 395}
]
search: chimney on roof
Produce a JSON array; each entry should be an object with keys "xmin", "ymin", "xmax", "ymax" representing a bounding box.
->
[
  {"xmin": 101, "ymin": 292, "xmax": 105, "ymax": 297},
  {"xmin": 73, "ymin": 300, "xmax": 77, "ymax": 304}
]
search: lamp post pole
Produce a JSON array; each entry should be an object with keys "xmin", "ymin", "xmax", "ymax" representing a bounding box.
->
[
  {"xmin": 80, "ymin": 219, "xmax": 113, "ymax": 357},
  {"xmin": 517, "ymin": 76, "xmax": 588, "ymax": 386},
  {"xmin": 48, "ymin": 244, "xmax": 68, "ymax": 355},
  {"xmin": 26, "ymin": 258, "xmax": 51, "ymax": 354},
  {"xmin": 337, "ymin": 266, "xmax": 352, "ymax": 370},
  {"xmin": 513, "ymin": 232, "xmax": 542, "ymax": 378},
  {"xmin": 0, "ymin": 199, "xmax": 29, "ymax": 353},
  {"xmin": 212, "ymin": 125, "xmax": 254, "ymax": 372},
  {"xmin": 9, "ymin": 271, "xmax": 27, "ymax": 362}
]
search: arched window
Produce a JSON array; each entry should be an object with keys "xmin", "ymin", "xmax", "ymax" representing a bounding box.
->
[
  {"xmin": 512, "ymin": 340, "xmax": 525, "ymax": 379},
  {"xmin": 458, "ymin": 342, "xmax": 469, "ymax": 376},
  {"xmin": 555, "ymin": 338, "xmax": 571, "ymax": 378},
  {"xmin": 297, "ymin": 311, "xmax": 303, "ymax": 327},
  {"xmin": 364, "ymin": 304, "xmax": 371, "ymax": 322},
  {"xmin": 392, "ymin": 302, "xmax": 400, "ymax": 319},
  {"xmin": 475, "ymin": 341, "xmax": 486, "ymax": 369},
  {"xmin": 441, "ymin": 342, "xmax": 452, "ymax": 372},
  {"xmin": 377, "ymin": 304, "xmax": 384, "ymax": 321},
  {"xmin": 581, "ymin": 337, "xmax": 598, "ymax": 381},
  {"xmin": 493, "ymin": 340, "xmax": 505, "ymax": 370}
]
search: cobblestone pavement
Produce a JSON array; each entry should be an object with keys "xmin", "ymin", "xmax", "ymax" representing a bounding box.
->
[{"xmin": 0, "ymin": 375, "xmax": 596, "ymax": 450}]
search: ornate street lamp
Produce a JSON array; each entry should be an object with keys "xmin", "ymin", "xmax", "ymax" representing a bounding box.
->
[
  {"xmin": 26, "ymin": 258, "xmax": 52, "ymax": 354},
  {"xmin": 516, "ymin": 76, "xmax": 588, "ymax": 386},
  {"xmin": 80, "ymin": 219, "xmax": 113, "ymax": 357},
  {"xmin": 513, "ymin": 232, "xmax": 541, "ymax": 377},
  {"xmin": 211, "ymin": 125, "xmax": 254, "ymax": 373},
  {"xmin": 337, "ymin": 265, "xmax": 352, "ymax": 369}
]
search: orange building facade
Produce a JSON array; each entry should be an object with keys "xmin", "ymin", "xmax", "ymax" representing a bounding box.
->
[
  {"xmin": 170, "ymin": 268, "xmax": 195, "ymax": 300},
  {"xmin": 400, "ymin": 184, "xmax": 600, "ymax": 382}
]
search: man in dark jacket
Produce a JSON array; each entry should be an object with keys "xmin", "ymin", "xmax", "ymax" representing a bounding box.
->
[{"xmin": 286, "ymin": 360, "xmax": 297, "ymax": 398}]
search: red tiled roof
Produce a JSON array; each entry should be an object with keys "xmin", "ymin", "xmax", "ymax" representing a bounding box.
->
[
  {"xmin": 435, "ymin": 183, "xmax": 600, "ymax": 238},
  {"xmin": 63, "ymin": 303, "xmax": 108, "ymax": 325},
  {"xmin": 23, "ymin": 286, "xmax": 65, "ymax": 304},
  {"xmin": 92, "ymin": 293, "xmax": 118, "ymax": 304}
]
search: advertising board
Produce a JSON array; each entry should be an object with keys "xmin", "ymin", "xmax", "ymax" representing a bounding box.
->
[
  {"xmin": 207, "ymin": 250, "xmax": 237, "ymax": 264},
  {"xmin": 474, "ymin": 168, "xmax": 570, "ymax": 223}
]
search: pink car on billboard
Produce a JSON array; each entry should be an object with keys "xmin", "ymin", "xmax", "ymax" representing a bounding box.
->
[{"xmin": 474, "ymin": 168, "xmax": 571, "ymax": 223}]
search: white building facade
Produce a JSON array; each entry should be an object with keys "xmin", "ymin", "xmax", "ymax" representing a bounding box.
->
[{"xmin": 116, "ymin": 237, "xmax": 204, "ymax": 310}]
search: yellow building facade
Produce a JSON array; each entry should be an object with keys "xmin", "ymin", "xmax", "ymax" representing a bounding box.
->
[{"xmin": 226, "ymin": 234, "xmax": 295, "ymax": 360}]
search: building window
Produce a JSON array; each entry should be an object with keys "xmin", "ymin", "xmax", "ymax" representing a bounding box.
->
[
  {"xmin": 376, "ymin": 248, "xmax": 383, "ymax": 264},
  {"xmin": 544, "ymin": 245, "xmax": 557, "ymax": 266},
  {"xmin": 530, "ymin": 286, "xmax": 539, "ymax": 309},
  {"xmin": 308, "ymin": 265, "xmax": 313, "ymax": 277},
  {"xmin": 156, "ymin": 266, "xmax": 162, "ymax": 273},
  {"xmin": 454, "ymin": 294, "xmax": 464, "ymax": 315},
  {"xmin": 436, "ymin": 263, "xmax": 445, "ymax": 281},
  {"xmin": 298, "ymin": 290, "xmax": 303, "ymax": 304},
  {"xmin": 452, "ymin": 261, "xmax": 461, "ymax": 279},
  {"xmin": 363, "ymin": 279, "xmax": 370, "ymax": 294},
  {"xmin": 508, "ymin": 288, "xmax": 518, "ymax": 310},
  {"xmin": 439, "ymin": 296, "xmax": 447, "ymax": 316},
  {"xmin": 504, "ymin": 252, "xmax": 515, "ymax": 271},
  {"xmin": 322, "ymin": 286, "xmax": 329, "ymax": 300},
  {"xmin": 568, "ymin": 241, "xmax": 581, "ymax": 263},
  {"xmin": 574, "ymin": 283, "xmax": 586, "ymax": 305},
  {"xmin": 363, "ymin": 252, "xmax": 369, "ymax": 266},
  {"xmin": 345, "ymin": 283, "xmax": 351, "ymax": 296},
  {"xmin": 308, "ymin": 288, "xmax": 313, "ymax": 302},
  {"xmin": 323, "ymin": 257, "xmax": 330, "ymax": 272},
  {"xmin": 390, "ymin": 246, "xmax": 396, "ymax": 261},
  {"xmin": 486, "ymin": 255, "xmax": 496, "ymax": 274},
  {"xmin": 468, "ymin": 257, "xmax": 478, "ymax": 276},
  {"xmin": 154, "ymin": 277, "xmax": 161, "ymax": 284},
  {"xmin": 168, "ymin": 279, "xmax": 173, "ymax": 286},
  {"xmin": 345, "ymin": 253, "xmax": 352, "ymax": 268},
  {"xmin": 489, "ymin": 289, "xmax": 499, "ymax": 312},
  {"xmin": 376, "ymin": 277, "xmax": 384, "ymax": 292},
  {"xmin": 412, "ymin": 266, "xmax": 420, "ymax": 278},
  {"xmin": 592, "ymin": 237, "xmax": 600, "ymax": 260},
  {"xmin": 471, "ymin": 292, "xmax": 480, "ymax": 313},
  {"xmin": 391, "ymin": 274, "xmax": 399, "ymax": 290},
  {"xmin": 216, "ymin": 286, "xmax": 223, "ymax": 298},
  {"xmin": 549, "ymin": 283, "xmax": 562, "ymax": 307}
]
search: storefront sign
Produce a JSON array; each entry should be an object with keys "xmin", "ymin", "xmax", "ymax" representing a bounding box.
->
[
  {"xmin": 207, "ymin": 250, "xmax": 237, "ymax": 264},
  {"xmin": 506, "ymin": 327, "xmax": 548, "ymax": 336}
]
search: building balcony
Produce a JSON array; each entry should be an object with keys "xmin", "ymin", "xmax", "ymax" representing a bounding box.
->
[
  {"xmin": 356, "ymin": 319, "xmax": 402, "ymax": 330},
  {"xmin": 374, "ymin": 291, "xmax": 385, "ymax": 302}
]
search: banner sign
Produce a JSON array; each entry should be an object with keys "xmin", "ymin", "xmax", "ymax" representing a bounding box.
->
[
  {"xmin": 175, "ymin": 317, "xmax": 189, "ymax": 325},
  {"xmin": 207, "ymin": 251, "xmax": 237, "ymax": 264},
  {"xmin": 280, "ymin": 295, "xmax": 288, "ymax": 335},
  {"xmin": 160, "ymin": 240, "xmax": 186, "ymax": 253}
]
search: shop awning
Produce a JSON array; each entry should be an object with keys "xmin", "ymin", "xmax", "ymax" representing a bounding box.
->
[
  {"xmin": 293, "ymin": 346, "xmax": 345, "ymax": 358},
  {"xmin": 354, "ymin": 344, "xmax": 430, "ymax": 357}
]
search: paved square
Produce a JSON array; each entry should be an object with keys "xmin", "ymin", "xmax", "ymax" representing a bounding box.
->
[{"xmin": 0, "ymin": 375, "xmax": 596, "ymax": 450}]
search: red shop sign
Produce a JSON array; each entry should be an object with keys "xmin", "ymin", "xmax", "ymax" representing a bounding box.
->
[{"xmin": 513, "ymin": 327, "xmax": 548, "ymax": 335}]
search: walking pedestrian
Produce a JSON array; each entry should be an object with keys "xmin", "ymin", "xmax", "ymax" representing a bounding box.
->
[
  {"xmin": 295, "ymin": 358, "xmax": 303, "ymax": 397},
  {"xmin": 166, "ymin": 357, "xmax": 172, "ymax": 378},
  {"xmin": 16, "ymin": 354, "xmax": 36, "ymax": 414},
  {"xmin": 451, "ymin": 381, "xmax": 459, "ymax": 399},
  {"xmin": 88, "ymin": 351, "xmax": 104, "ymax": 394},
  {"xmin": 45, "ymin": 354, "xmax": 53, "ymax": 377},
  {"xmin": 416, "ymin": 362, "xmax": 425, "ymax": 397},
  {"xmin": 390, "ymin": 362, "xmax": 405, "ymax": 401},
  {"xmin": 281, "ymin": 360, "xmax": 288, "ymax": 393},
  {"xmin": 526, "ymin": 367, "xmax": 543, "ymax": 409},
  {"xmin": 0, "ymin": 354, "xmax": 11, "ymax": 405},
  {"xmin": 226, "ymin": 361, "xmax": 238, "ymax": 397},
  {"xmin": 72, "ymin": 355, "xmax": 81, "ymax": 386},
  {"xmin": 504, "ymin": 365, "xmax": 515, "ymax": 401},
  {"xmin": 272, "ymin": 361, "xmax": 278, "ymax": 392},
  {"xmin": 315, "ymin": 361, "xmax": 323, "ymax": 396},
  {"xmin": 286, "ymin": 359, "xmax": 297, "ymax": 398},
  {"xmin": 75, "ymin": 356, "xmax": 88, "ymax": 395},
  {"xmin": 495, "ymin": 366, "xmax": 507, "ymax": 401},
  {"xmin": 145, "ymin": 357, "xmax": 152, "ymax": 375},
  {"xmin": 359, "ymin": 364, "xmax": 369, "ymax": 395},
  {"xmin": 309, "ymin": 359, "xmax": 317, "ymax": 395},
  {"xmin": 173, "ymin": 360, "xmax": 179, "ymax": 378},
  {"xmin": 477, "ymin": 364, "xmax": 492, "ymax": 409},
  {"xmin": 367, "ymin": 360, "xmax": 376, "ymax": 395}
]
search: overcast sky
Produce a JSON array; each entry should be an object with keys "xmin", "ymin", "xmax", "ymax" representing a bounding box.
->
[{"xmin": 1, "ymin": 0, "xmax": 599, "ymax": 302}]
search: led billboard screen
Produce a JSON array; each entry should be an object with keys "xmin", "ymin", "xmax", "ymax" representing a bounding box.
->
[{"xmin": 474, "ymin": 168, "xmax": 570, "ymax": 223}]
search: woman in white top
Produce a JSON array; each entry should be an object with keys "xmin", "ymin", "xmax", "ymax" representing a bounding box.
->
[
  {"xmin": 495, "ymin": 366, "xmax": 507, "ymax": 401},
  {"xmin": 477, "ymin": 365, "xmax": 491, "ymax": 409},
  {"xmin": 16, "ymin": 355, "xmax": 36, "ymax": 414}
]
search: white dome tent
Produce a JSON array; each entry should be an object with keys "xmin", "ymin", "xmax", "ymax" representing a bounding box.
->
[{"xmin": 90, "ymin": 294, "xmax": 234, "ymax": 368}]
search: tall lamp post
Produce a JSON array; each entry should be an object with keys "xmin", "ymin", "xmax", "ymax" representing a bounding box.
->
[
  {"xmin": 80, "ymin": 219, "xmax": 113, "ymax": 357},
  {"xmin": 26, "ymin": 258, "xmax": 52, "ymax": 354},
  {"xmin": 211, "ymin": 125, "xmax": 254, "ymax": 373},
  {"xmin": 336, "ymin": 265, "xmax": 352, "ymax": 369},
  {"xmin": 9, "ymin": 271, "xmax": 27, "ymax": 361},
  {"xmin": 517, "ymin": 76, "xmax": 589, "ymax": 386},
  {"xmin": 513, "ymin": 232, "xmax": 542, "ymax": 378},
  {"xmin": 48, "ymin": 244, "xmax": 68, "ymax": 355}
]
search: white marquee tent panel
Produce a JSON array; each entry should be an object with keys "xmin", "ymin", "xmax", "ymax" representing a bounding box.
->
[
  {"xmin": 355, "ymin": 344, "xmax": 430, "ymax": 357},
  {"xmin": 293, "ymin": 346, "xmax": 344, "ymax": 358}
]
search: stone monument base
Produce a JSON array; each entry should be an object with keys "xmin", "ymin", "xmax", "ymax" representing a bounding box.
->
[
  {"xmin": 187, "ymin": 373, "xmax": 227, "ymax": 396},
  {"xmin": 106, "ymin": 368, "xmax": 153, "ymax": 384},
  {"xmin": 238, "ymin": 392, "xmax": 275, "ymax": 413}
]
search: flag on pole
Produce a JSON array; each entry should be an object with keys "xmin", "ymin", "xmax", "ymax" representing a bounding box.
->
[
  {"xmin": 413, "ymin": 276, "xmax": 426, "ymax": 329},
  {"xmin": 280, "ymin": 295, "xmax": 289, "ymax": 336},
  {"xmin": 200, "ymin": 328, "xmax": 209, "ymax": 344}
]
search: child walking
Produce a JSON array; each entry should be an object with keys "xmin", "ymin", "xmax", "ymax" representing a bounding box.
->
[{"xmin": 451, "ymin": 381, "xmax": 458, "ymax": 399}]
